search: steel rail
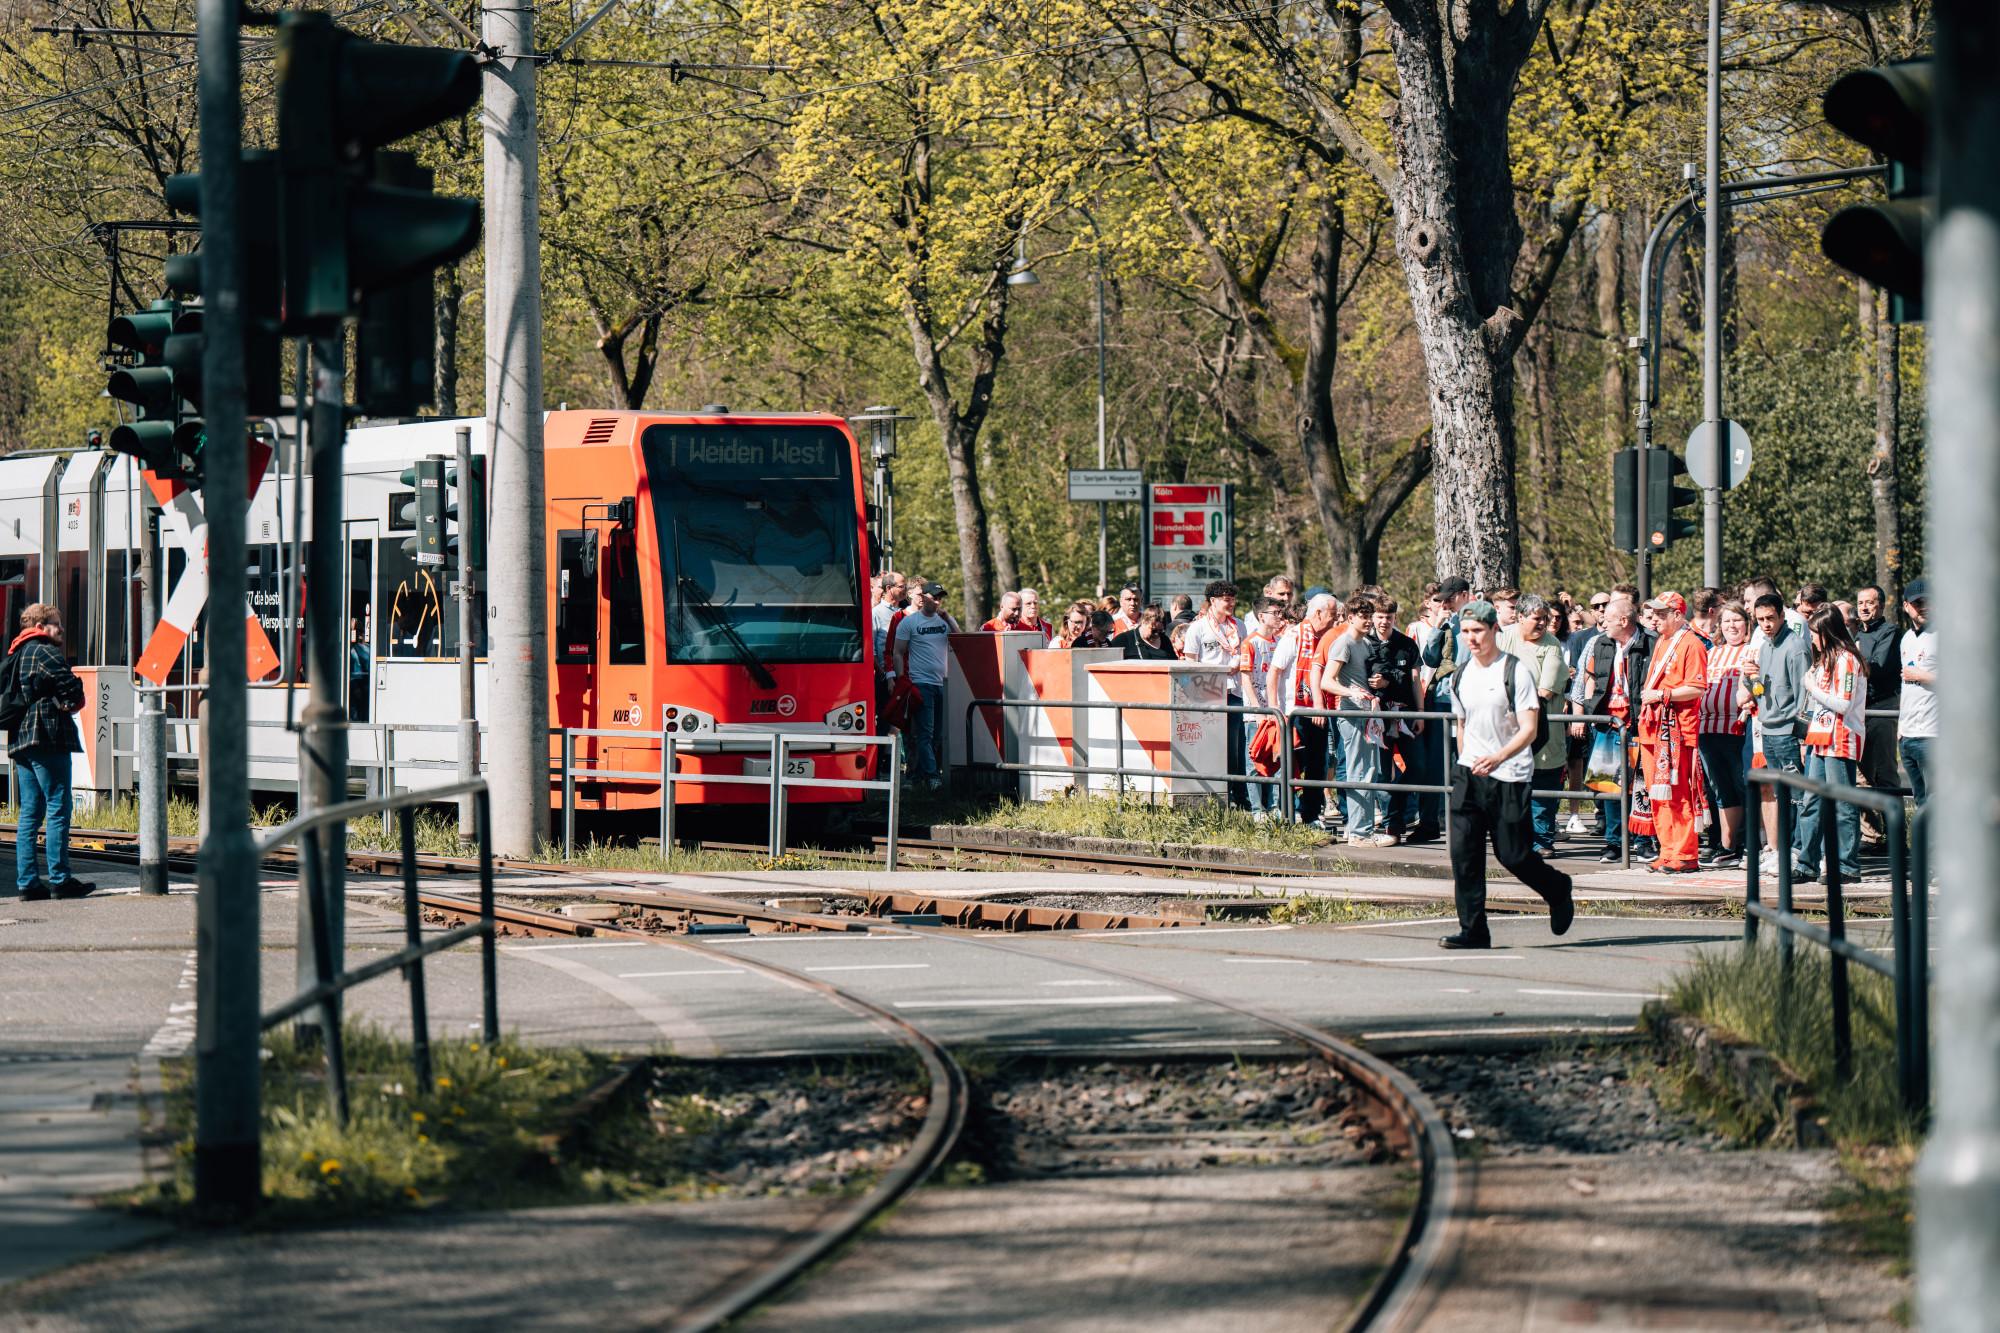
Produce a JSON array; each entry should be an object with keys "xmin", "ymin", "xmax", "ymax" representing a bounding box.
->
[{"xmin": 415, "ymin": 892, "xmax": 968, "ymax": 1333}]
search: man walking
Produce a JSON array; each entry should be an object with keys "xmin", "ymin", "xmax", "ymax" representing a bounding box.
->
[
  {"xmin": 1852, "ymin": 584, "xmax": 1902, "ymax": 841},
  {"xmin": 7, "ymin": 604, "xmax": 91, "ymax": 900},
  {"xmin": 892, "ymin": 582, "xmax": 954, "ymax": 789},
  {"xmin": 1898, "ymin": 578, "xmax": 1935, "ymax": 811},
  {"xmin": 1441, "ymin": 600, "xmax": 1575, "ymax": 949},
  {"xmin": 1635, "ymin": 593, "xmax": 1709, "ymax": 873}
]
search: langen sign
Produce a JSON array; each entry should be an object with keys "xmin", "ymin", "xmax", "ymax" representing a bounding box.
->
[
  {"xmin": 1067, "ymin": 468, "xmax": 1144, "ymax": 503},
  {"xmin": 1142, "ymin": 482, "xmax": 1234, "ymax": 605}
]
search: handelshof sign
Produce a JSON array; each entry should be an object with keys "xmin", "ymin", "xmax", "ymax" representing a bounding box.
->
[
  {"xmin": 1067, "ymin": 468, "xmax": 1144, "ymax": 502},
  {"xmin": 1142, "ymin": 482, "xmax": 1234, "ymax": 605}
]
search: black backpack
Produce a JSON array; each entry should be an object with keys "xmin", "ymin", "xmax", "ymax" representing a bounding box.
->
[
  {"xmin": 0, "ymin": 647, "xmax": 29, "ymax": 735},
  {"xmin": 1502, "ymin": 652, "xmax": 1551, "ymax": 753}
]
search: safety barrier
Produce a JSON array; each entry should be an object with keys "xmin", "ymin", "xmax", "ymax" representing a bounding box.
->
[
  {"xmin": 1743, "ymin": 767, "xmax": 1928, "ymax": 1112},
  {"xmin": 961, "ymin": 694, "xmax": 1639, "ymax": 864},
  {"xmin": 255, "ymin": 778, "xmax": 499, "ymax": 1126},
  {"xmin": 557, "ymin": 710, "xmax": 902, "ymax": 867}
]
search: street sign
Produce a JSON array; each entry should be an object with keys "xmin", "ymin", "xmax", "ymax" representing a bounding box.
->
[
  {"xmin": 1684, "ymin": 419, "xmax": 1752, "ymax": 490},
  {"xmin": 1142, "ymin": 482, "xmax": 1234, "ymax": 606},
  {"xmin": 1067, "ymin": 468, "xmax": 1143, "ymax": 502}
]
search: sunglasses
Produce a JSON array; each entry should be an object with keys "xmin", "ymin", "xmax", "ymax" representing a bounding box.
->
[{"xmin": 1590, "ymin": 601, "xmax": 1609, "ymax": 609}]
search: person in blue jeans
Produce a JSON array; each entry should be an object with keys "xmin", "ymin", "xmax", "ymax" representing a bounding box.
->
[
  {"xmin": 893, "ymin": 581, "xmax": 956, "ymax": 788},
  {"xmin": 7, "ymin": 604, "xmax": 91, "ymax": 900}
]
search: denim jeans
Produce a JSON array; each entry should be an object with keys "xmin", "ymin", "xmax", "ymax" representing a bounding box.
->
[
  {"xmin": 908, "ymin": 682, "xmax": 944, "ymax": 783},
  {"xmin": 1758, "ymin": 728, "xmax": 1805, "ymax": 858},
  {"xmin": 1531, "ymin": 766, "xmax": 1564, "ymax": 848},
  {"xmin": 1900, "ymin": 736, "xmax": 1932, "ymax": 811},
  {"xmin": 1242, "ymin": 718, "xmax": 1278, "ymax": 812},
  {"xmin": 15, "ymin": 747, "xmax": 73, "ymax": 891},
  {"xmin": 1795, "ymin": 749, "xmax": 1863, "ymax": 880},
  {"xmin": 1337, "ymin": 718, "xmax": 1381, "ymax": 836}
]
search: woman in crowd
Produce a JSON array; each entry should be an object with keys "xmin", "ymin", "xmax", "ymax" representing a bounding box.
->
[
  {"xmin": 1058, "ymin": 601, "xmax": 1094, "ymax": 648},
  {"xmin": 1697, "ymin": 602, "xmax": 1754, "ymax": 868},
  {"xmin": 1793, "ymin": 604, "xmax": 1868, "ymax": 884},
  {"xmin": 1112, "ymin": 605, "xmax": 1178, "ymax": 660}
]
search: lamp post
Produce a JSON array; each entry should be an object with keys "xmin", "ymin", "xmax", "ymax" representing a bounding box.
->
[{"xmin": 849, "ymin": 406, "xmax": 908, "ymax": 574}]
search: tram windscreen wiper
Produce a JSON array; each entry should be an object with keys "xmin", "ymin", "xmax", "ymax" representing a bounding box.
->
[{"xmin": 675, "ymin": 574, "xmax": 779, "ymax": 690}]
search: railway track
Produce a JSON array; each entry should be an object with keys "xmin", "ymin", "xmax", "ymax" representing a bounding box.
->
[{"xmin": 419, "ymin": 890, "xmax": 1461, "ymax": 1331}]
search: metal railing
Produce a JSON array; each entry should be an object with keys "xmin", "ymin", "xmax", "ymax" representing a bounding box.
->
[
  {"xmin": 255, "ymin": 777, "xmax": 499, "ymax": 1126},
  {"xmin": 960, "ymin": 694, "xmax": 1638, "ymax": 864},
  {"xmin": 1744, "ymin": 767, "xmax": 1928, "ymax": 1111},
  {"xmin": 557, "ymin": 709, "xmax": 902, "ymax": 867}
]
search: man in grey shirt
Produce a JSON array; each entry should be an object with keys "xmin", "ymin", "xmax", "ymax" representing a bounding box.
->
[{"xmin": 1739, "ymin": 591, "xmax": 1810, "ymax": 870}]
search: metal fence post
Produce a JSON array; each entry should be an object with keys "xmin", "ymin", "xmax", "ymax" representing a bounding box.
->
[
  {"xmin": 1826, "ymin": 797, "xmax": 1852, "ymax": 1085},
  {"xmin": 1888, "ymin": 802, "xmax": 1918, "ymax": 1112},
  {"xmin": 767, "ymin": 733, "xmax": 784, "ymax": 858},
  {"xmin": 1278, "ymin": 707, "xmax": 1294, "ymax": 824},
  {"xmin": 561, "ymin": 729, "xmax": 575, "ymax": 860},
  {"xmin": 660, "ymin": 726, "xmax": 676, "ymax": 863},
  {"xmin": 1439, "ymin": 710, "xmax": 1456, "ymax": 865},
  {"xmin": 885, "ymin": 733, "xmax": 902, "ymax": 870},
  {"xmin": 1744, "ymin": 776, "xmax": 1762, "ymax": 946},
  {"xmin": 397, "ymin": 807, "xmax": 433, "ymax": 1096},
  {"xmin": 1111, "ymin": 702, "xmax": 1123, "ymax": 805},
  {"xmin": 476, "ymin": 789, "xmax": 498, "ymax": 1044},
  {"xmin": 1910, "ymin": 803, "xmax": 1930, "ymax": 1106},
  {"xmin": 300, "ymin": 825, "xmax": 349, "ymax": 1128},
  {"xmin": 1777, "ymin": 782, "xmax": 1796, "ymax": 978},
  {"xmin": 1619, "ymin": 721, "xmax": 1633, "ymax": 869}
]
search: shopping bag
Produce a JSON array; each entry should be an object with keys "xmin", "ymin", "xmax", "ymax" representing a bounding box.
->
[{"xmin": 1583, "ymin": 729, "xmax": 1623, "ymax": 793}]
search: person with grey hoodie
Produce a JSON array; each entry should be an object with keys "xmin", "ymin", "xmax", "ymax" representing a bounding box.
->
[{"xmin": 1738, "ymin": 591, "xmax": 1811, "ymax": 871}]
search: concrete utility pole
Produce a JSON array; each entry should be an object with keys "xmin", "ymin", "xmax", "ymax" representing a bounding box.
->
[
  {"xmin": 297, "ymin": 335, "xmax": 349, "ymax": 1030},
  {"xmin": 1094, "ymin": 258, "xmax": 1109, "ymax": 600},
  {"xmin": 1919, "ymin": 8, "xmax": 2000, "ymax": 1328},
  {"xmin": 136, "ymin": 505, "xmax": 167, "ymax": 895},
  {"xmin": 1699, "ymin": 0, "xmax": 1727, "ymax": 589},
  {"xmin": 191, "ymin": 0, "xmax": 260, "ymax": 1215},
  {"xmin": 482, "ymin": 0, "xmax": 547, "ymax": 858},
  {"xmin": 455, "ymin": 424, "xmax": 480, "ymax": 840}
]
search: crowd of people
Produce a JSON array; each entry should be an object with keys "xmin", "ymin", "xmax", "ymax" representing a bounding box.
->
[{"xmin": 867, "ymin": 566, "xmax": 1935, "ymax": 947}]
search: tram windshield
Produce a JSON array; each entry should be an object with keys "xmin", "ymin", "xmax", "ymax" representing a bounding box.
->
[{"xmin": 641, "ymin": 423, "xmax": 865, "ymax": 666}]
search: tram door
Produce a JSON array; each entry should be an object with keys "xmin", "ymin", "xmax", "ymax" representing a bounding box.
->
[{"xmin": 346, "ymin": 522, "xmax": 376, "ymax": 721}]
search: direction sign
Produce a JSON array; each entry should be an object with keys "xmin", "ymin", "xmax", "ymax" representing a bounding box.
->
[
  {"xmin": 1685, "ymin": 419, "xmax": 1752, "ymax": 490},
  {"xmin": 1143, "ymin": 482, "xmax": 1234, "ymax": 605},
  {"xmin": 1067, "ymin": 468, "xmax": 1143, "ymax": 502}
]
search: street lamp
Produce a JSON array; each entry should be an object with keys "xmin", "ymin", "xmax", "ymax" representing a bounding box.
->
[
  {"xmin": 1007, "ymin": 234, "xmax": 1038, "ymax": 286},
  {"xmin": 848, "ymin": 405, "xmax": 910, "ymax": 573}
]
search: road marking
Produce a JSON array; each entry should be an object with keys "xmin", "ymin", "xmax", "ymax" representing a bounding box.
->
[
  {"xmin": 1360, "ymin": 1024, "xmax": 1632, "ymax": 1041},
  {"xmin": 805, "ymin": 963, "xmax": 932, "ymax": 974},
  {"xmin": 1075, "ymin": 924, "xmax": 1291, "ymax": 938},
  {"xmin": 503, "ymin": 941, "xmax": 655, "ymax": 951},
  {"xmin": 706, "ymin": 933, "xmax": 916, "ymax": 945},
  {"xmin": 141, "ymin": 950, "xmax": 200, "ymax": 1059},
  {"xmin": 617, "ymin": 968, "xmax": 745, "ymax": 978},
  {"xmin": 508, "ymin": 949, "xmax": 719, "ymax": 1057},
  {"xmin": 1518, "ymin": 988, "xmax": 1660, "ymax": 1000},
  {"xmin": 1440, "ymin": 987, "xmax": 1473, "ymax": 994},
  {"xmin": 1222, "ymin": 957, "xmax": 1313, "ymax": 965},
  {"xmin": 895, "ymin": 995, "xmax": 1183, "ymax": 1011},
  {"xmin": 988, "ymin": 1038, "xmax": 1289, "ymax": 1052},
  {"xmin": 1336, "ymin": 916, "xmax": 1461, "ymax": 931},
  {"xmin": 1041, "ymin": 979, "xmax": 1119, "ymax": 987},
  {"xmin": 1365, "ymin": 954, "xmax": 1525, "ymax": 963}
]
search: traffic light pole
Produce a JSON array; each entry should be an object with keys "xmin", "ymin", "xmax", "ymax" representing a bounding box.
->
[
  {"xmin": 1699, "ymin": 0, "xmax": 1726, "ymax": 589},
  {"xmin": 298, "ymin": 335, "xmax": 350, "ymax": 1034},
  {"xmin": 136, "ymin": 506, "xmax": 167, "ymax": 896},
  {"xmin": 191, "ymin": 0, "xmax": 260, "ymax": 1217},
  {"xmin": 483, "ymin": 0, "xmax": 548, "ymax": 859},
  {"xmin": 1919, "ymin": 8, "xmax": 2000, "ymax": 1328},
  {"xmin": 455, "ymin": 424, "xmax": 479, "ymax": 841}
]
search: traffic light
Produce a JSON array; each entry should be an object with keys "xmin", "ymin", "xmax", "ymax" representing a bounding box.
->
[
  {"xmin": 399, "ymin": 457, "xmax": 446, "ymax": 565},
  {"xmin": 162, "ymin": 154, "xmax": 286, "ymax": 416},
  {"xmin": 105, "ymin": 300, "xmax": 185, "ymax": 476},
  {"xmin": 444, "ymin": 455, "xmax": 486, "ymax": 578},
  {"xmin": 275, "ymin": 13, "xmax": 481, "ymax": 334},
  {"xmin": 1645, "ymin": 450, "xmax": 1700, "ymax": 553},
  {"xmin": 1612, "ymin": 447, "xmax": 1641, "ymax": 553},
  {"xmin": 1821, "ymin": 59, "xmax": 1931, "ymax": 324},
  {"xmin": 354, "ymin": 152, "xmax": 443, "ymax": 417}
]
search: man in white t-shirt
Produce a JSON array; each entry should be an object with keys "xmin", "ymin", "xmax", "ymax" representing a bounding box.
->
[
  {"xmin": 893, "ymin": 582, "xmax": 954, "ymax": 788},
  {"xmin": 1897, "ymin": 577, "xmax": 1935, "ymax": 811},
  {"xmin": 1183, "ymin": 579, "xmax": 1249, "ymax": 809},
  {"xmin": 1442, "ymin": 600, "xmax": 1576, "ymax": 950}
]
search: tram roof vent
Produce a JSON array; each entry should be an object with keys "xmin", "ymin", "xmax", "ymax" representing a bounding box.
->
[
  {"xmin": 580, "ymin": 418, "xmax": 618, "ymax": 446},
  {"xmin": 699, "ymin": 404, "xmax": 729, "ymax": 415}
]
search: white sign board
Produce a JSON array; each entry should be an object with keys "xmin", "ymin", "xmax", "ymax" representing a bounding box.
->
[
  {"xmin": 1143, "ymin": 482, "xmax": 1234, "ymax": 605},
  {"xmin": 1067, "ymin": 468, "xmax": 1144, "ymax": 502},
  {"xmin": 1685, "ymin": 419, "xmax": 1752, "ymax": 490}
]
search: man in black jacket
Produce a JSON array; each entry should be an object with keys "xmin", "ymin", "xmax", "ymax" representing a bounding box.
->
[
  {"xmin": 1365, "ymin": 598, "xmax": 1424, "ymax": 838},
  {"xmin": 8, "ymin": 604, "xmax": 91, "ymax": 900},
  {"xmin": 1572, "ymin": 595, "xmax": 1654, "ymax": 863},
  {"xmin": 1852, "ymin": 585, "xmax": 1902, "ymax": 843}
]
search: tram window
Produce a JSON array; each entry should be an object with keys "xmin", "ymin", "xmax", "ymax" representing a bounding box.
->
[
  {"xmin": 105, "ymin": 550, "xmax": 130, "ymax": 667},
  {"xmin": 377, "ymin": 534, "xmax": 446, "ymax": 658},
  {"xmin": 554, "ymin": 530, "xmax": 598, "ymax": 666},
  {"xmin": 0, "ymin": 557, "xmax": 33, "ymax": 644},
  {"xmin": 605, "ymin": 525, "xmax": 644, "ymax": 665},
  {"xmin": 57, "ymin": 551, "xmax": 86, "ymax": 661}
]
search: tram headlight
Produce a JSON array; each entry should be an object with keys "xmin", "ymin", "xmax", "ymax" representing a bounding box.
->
[
  {"xmin": 824, "ymin": 702, "xmax": 866, "ymax": 733},
  {"xmin": 662, "ymin": 705, "xmax": 713, "ymax": 736}
]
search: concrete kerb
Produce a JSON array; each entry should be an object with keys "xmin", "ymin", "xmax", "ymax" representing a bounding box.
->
[{"xmin": 1642, "ymin": 1003, "xmax": 1830, "ymax": 1149}]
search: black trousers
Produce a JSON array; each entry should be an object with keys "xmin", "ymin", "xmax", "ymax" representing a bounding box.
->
[
  {"xmin": 1449, "ymin": 765, "xmax": 1573, "ymax": 941},
  {"xmin": 1293, "ymin": 716, "xmax": 1328, "ymax": 822},
  {"xmin": 1858, "ymin": 716, "xmax": 1900, "ymax": 836},
  {"xmin": 1226, "ymin": 702, "xmax": 1250, "ymax": 809}
]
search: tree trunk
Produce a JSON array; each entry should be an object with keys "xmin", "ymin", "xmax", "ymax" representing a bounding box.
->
[
  {"xmin": 1866, "ymin": 285, "xmax": 1902, "ymax": 598},
  {"xmin": 1524, "ymin": 320, "xmax": 1559, "ymax": 584},
  {"xmin": 982, "ymin": 439, "xmax": 1019, "ymax": 593},
  {"xmin": 904, "ymin": 293, "xmax": 1002, "ymax": 626},
  {"xmin": 434, "ymin": 262, "xmax": 461, "ymax": 417},
  {"xmin": 1597, "ymin": 209, "xmax": 1630, "ymax": 581}
]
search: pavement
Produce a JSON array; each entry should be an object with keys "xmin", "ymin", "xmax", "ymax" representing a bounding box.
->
[{"xmin": 0, "ymin": 845, "xmax": 1917, "ymax": 1328}]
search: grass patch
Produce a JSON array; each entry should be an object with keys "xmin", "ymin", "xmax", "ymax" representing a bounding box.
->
[
  {"xmin": 961, "ymin": 792, "xmax": 1332, "ymax": 855},
  {"xmin": 544, "ymin": 838, "xmax": 840, "ymax": 873},
  {"xmin": 1265, "ymin": 895, "xmax": 1441, "ymax": 925},
  {"xmin": 136, "ymin": 1026, "xmax": 626, "ymax": 1222},
  {"xmin": 5, "ymin": 796, "xmax": 206, "ymax": 839}
]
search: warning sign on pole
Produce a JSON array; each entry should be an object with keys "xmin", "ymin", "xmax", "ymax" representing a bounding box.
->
[{"xmin": 1142, "ymin": 482, "xmax": 1233, "ymax": 606}]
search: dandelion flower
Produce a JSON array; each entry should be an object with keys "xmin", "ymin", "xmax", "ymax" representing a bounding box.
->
[
  {"xmin": 301, "ymin": 1149, "xmax": 317, "ymax": 1162},
  {"xmin": 319, "ymin": 1159, "xmax": 341, "ymax": 1175},
  {"xmin": 417, "ymin": 1134, "xmax": 429, "ymax": 1144},
  {"xmin": 412, "ymin": 1111, "xmax": 427, "ymax": 1123},
  {"xmin": 495, "ymin": 1057, "xmax": 507, "ymax": 1069},
  {"xmin": 436, "ymin": 1077, "xmax": 452, "ymax": 1089}
]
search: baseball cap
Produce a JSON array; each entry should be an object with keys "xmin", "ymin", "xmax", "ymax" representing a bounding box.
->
[
  {"xmin": 1902, "ymin": 577, "xmax": 1928, "ymax": 603},
  {"xmin": 1437, "ymin": 576, "xmax": 1472, "ymax": 600},
  {"xmin": 1459, "ymin": 599, "xmax": 1498, "ymax": 626},
  {"xmin": 921, "ymin": 581, "xmax": 945, "ymax": 597},
  {"xmin": 1643, "ymin": 591, "xmax": 1687, "ymax": 615}
]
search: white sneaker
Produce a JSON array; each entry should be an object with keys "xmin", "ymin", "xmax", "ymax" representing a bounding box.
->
[
  {"xmin": 1759, "ymin": 848, "xmax": 1778, "ymax": 872},
  {"xmin": 1252, "ymin": 810, "xmax": 1270, "ymax": 824},
  {"xmin": 1344, "ymin": 832, "xmax": 1378, "ymax": 846},
  {"xmin": 1565, "ymin": 814, "xmax": 1586, "ymax": 835},
  {"xmin": 1370, "ymin": 832, "xmax": 1399, "ymax": 848}
]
